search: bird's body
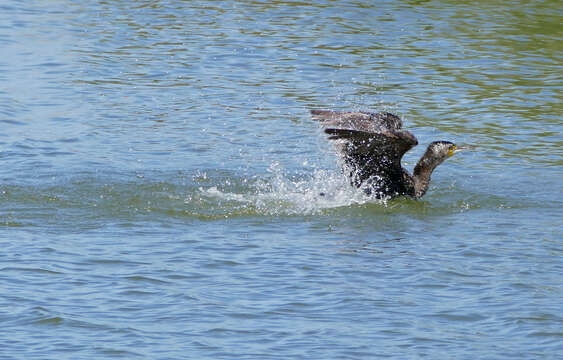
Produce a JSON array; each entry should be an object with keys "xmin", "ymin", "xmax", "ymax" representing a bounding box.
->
[{"xmin": 311, "ymin": 110, "xmax": 461, "ymax": 199}]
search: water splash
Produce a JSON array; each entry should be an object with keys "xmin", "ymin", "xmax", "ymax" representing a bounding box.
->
[{"xmin": 196, "ymin": 162, "xmax": 384, "ymax": 216}]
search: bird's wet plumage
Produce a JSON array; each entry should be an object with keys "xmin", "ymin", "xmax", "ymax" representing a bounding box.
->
[{"xmin": 311, "ymin": 110, "xmax": 460, "ymax": 199}]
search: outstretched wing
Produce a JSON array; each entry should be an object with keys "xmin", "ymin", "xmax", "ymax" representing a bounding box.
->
[
  {"xmin": 324, "ymin": 128, "xmax": 418, "ymax": 169},
  {"xmin": 311, "ymin": 110, "xmax": 418, "ymax": 186},
  {"xmin": 311, "ymin": 110, "xmax": 403, "ymax": 133}
]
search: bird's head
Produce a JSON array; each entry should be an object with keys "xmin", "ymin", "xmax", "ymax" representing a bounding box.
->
[
  {"xmin": 427, "ymin": 141, "xmax": 457, "ymax": 162},
  {"xmin": 420, "ymin": 141, "xmax": 473, "ymax": 169},
  {"xmin": 415, "ymin": 141, "xmax": 469, "ymax": 174}
]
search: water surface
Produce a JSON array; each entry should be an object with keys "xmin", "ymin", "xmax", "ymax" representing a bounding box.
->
[{"xmin": 1, "ymin": 1, "xmax": 562, "ymax": 359}]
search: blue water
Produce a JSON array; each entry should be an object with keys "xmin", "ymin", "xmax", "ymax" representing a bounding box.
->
[{"xmin": 1, "ymin": 1, "xmax": 562, "ymax": 359}]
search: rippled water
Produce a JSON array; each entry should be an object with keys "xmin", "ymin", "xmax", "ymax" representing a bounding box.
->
[{"xmin": 1, "ymin": 1, "xmax": 562, "ymax": 359}]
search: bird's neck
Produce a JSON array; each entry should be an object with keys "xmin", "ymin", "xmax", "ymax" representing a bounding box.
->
[{"xmin": 412, "ymin": 154, "xmax": 439, "ymax": 198}]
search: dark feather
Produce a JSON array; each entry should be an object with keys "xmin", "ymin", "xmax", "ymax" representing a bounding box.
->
[
  {"xmin": 311, "ymin": 110, "xmax": 403, "ymax": 132},
  {"xmin": 312, "ymin": 110, "xmax": 418, "ymax": 197}
]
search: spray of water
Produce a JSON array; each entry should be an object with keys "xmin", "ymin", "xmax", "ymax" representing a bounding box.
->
[{"xmin": 196, "ymin": 162, "xmax": 385, "ymax": 216}]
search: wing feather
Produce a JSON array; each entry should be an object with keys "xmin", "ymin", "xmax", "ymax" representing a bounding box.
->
[
  {"xmin": 311, "ymin": 110, "xmax": 403, "ymax": 132},
  {"xmin": 323, "ymin": 128, "xmax": 417, "ymax": 165},
  {"xmin": 311, "ymin": 109, "xmax": 418, "ymax": 195}
]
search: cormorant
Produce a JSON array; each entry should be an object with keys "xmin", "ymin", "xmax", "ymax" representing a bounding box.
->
[{"xmin": 311, "ymin": 110, "xmax": 469, "ymax": 199}]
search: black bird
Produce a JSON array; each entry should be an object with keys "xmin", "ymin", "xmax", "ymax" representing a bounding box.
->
[{"xmin": 311, "ymin": 110, "xmax": 468, "ymax": 199}]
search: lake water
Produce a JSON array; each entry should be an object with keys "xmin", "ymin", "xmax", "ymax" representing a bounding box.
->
[{"xmin": 1, "ymin": 0, "xmax": 562, "ymax": 358}]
